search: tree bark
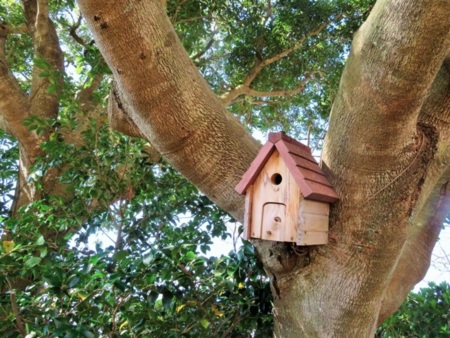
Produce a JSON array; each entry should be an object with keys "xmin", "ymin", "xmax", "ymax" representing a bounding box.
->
[
  {"xmin": 76, "ymin": 0, "xmax": 450, "ymax": 336},
  {"xmin": 77, "ymin": 0, "xmax": 260, "ymax": 219}
]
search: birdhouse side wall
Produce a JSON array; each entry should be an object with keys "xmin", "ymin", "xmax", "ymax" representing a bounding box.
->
[
  {"xmin": 250, "ymin": 150, "xmax": 301, "ymax": 242},
  {"xmin": 297, "ymin": 198, "xmax": 329, "ymax": 245}
]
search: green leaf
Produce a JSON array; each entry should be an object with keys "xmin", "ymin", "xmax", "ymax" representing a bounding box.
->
[
  {"xmin": 39, "ymin": 246, "xmax": 48, "ymax": 258},
  {"xmin": 24, "ymin": 257, "xmax": 42, "ymax": 269},
  {"xmin": 200, "ymin": 318, "xmax": 210, "ymax": 329},
  {"xmin": 143, "ymin": 252, "xmax": 154, "ymax": 265},
  {"xmin": 185, "ymin": 251, "xmax": 196, "ymax": 260},
  {"xmin": 35, "ymin": 235, "xmax": 45, "ymax": 246},
  {"xmin": 82, "ymin": 330, "xmax": 96, "ymax": 338},
  {"xmin": 68, "ymin": 276, "xmax": 80, "ymax": 288}
]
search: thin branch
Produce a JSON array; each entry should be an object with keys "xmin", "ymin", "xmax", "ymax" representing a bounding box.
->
[
  {"xmin": 246, "ymin": 76, "xmax": 311, "ymax": 98},
  {"xmin": 173, "ymin": 15, "xmax": 213, "ymax": 25},
  {"xmin": 76, "ymin": 72, "xmax": 105, "ymax": 109},
  {"xmin": 111, "ymin": 208, "xmax": 124, "ymax": 254},
  {"xmin": 171, "ymin": 0, "xmax": 187, "ymax": 24},
  {"xmin": 242, "ymin": 98, "xmax": 277, "ymax": 107},
  {"xmin": 192, "ymin": 35, "xmax": 215, "ymax": 61},
  {"xmin": 245, "ymin": 21, "xmax": 330, "ymax": 85},
  {"xmin": 69, "ymin": 15, "xmax": 86, "ymax": 46},
  {"xmin": 3, "ymin": 23, "xmax": 29, "ymax": 35},
  {"xmin": 0, "ymin": 46, "xmax": 38, "ymax": 156},
  {"xmin": 6, "ymin": 279, "xmax": 27, "ymax": 337},
  {"xmin": 177, "ymin": 263, "xmax": 218, "ymax": 331},
  {"xmin": 220, "ymin": 309, "xmax": 248, "ymax": 338},
  {"xmin": 221, "ymin": 18, "xmax": 334, "ymax": 106},
  {"xmin": 223, "ymin": 73, "xmax": 313, "ymax": 106}
]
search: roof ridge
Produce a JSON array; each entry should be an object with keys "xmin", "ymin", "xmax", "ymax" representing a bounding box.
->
[{"xmin": 268, "ymin": 132, "xmax": 311, "ymax": 153}]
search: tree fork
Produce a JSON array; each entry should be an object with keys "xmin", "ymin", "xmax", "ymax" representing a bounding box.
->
[{"xmin": 76, "ymin": 0, "xmax": 450, "ymax": 336}]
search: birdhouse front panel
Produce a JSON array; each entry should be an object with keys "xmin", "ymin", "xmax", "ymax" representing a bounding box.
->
[{"xmin": 249, "ymin": 150, "xmax": 301, "ymax": 242}]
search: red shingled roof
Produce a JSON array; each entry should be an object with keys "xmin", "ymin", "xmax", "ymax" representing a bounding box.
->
[{"xmin": 235, "ymin": 132, "xmax": 339, "ymax": 203}]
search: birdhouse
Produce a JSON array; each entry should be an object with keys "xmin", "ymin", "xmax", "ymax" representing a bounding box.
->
[{"xmin": 235, "ymin": 132, "xmax": 339, "ymax": 245}]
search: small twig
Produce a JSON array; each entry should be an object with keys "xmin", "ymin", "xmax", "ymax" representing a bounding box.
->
[
  {"xmin": 6, "ymin": 278, "xmax": 27, "ymax": 337},
  {"xmin": 171, "ymin": 0, "xmax": 187, "ymax": 24},
  {"xmin": 220, "ymin": 309, "xmax": 247, "ymax": 338},
  {"xmin": 69, "ymin": 15, "xmax": 86, "ymax": 46},
  {"xmin": 174, "ymin": 15, "xmax": 213, "ymax": 25},
  {"xmin": 307, "ymin": 124, "xmax": 312, "ymax": 147},
  {"xmin": 178, "ymin": 263, "xmax": 218, "ymax": 331},
  {"xmin": 192, "ymin": 35, "xmax": 215, "ymax": 61}
]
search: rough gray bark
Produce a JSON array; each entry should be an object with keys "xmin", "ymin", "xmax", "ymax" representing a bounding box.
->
[{"xmin": 76, "ymin": 0, "xmax": 450, "ymax": 336}]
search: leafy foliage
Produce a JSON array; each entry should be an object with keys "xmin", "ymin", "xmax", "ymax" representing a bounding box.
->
[
  {"xmin": 0, "ymin": 0, "xmax": 378, "ymax": 336},
  {"xmin": 377, "ymin": 282, "xmax": 450, "ymax": 337},
  {"xmin": 1, "ymin": 117, "xmax": 273, "ymax": 336},
  {"xmin": 0, "ymin": 130, "xmax": 18, "ymax": 219},
  {"xmin": 168, "ymin": 0, "xmax": 374, "ymax": 144}
]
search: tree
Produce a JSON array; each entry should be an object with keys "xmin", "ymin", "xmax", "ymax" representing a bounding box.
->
[
  {"xmin": 377, "ymin": 281, "xmax": 450, "ymax": 337},
  {"xmin": 1, "ymin": 0, "xmax": 449, "ymax": 336}
]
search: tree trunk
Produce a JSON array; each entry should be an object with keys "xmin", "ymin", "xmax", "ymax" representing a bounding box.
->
[{"xmin": 77, "ymin": 0, "xmax": 450, "ymax": 336}]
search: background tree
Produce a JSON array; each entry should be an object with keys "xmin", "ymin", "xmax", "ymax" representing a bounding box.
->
[
  {"xmin": 1, "ymin": 0, "xmax": 449, "ymax": 337},
  {"xmin": 377, "ymin": 281, "xmax": 450, "ymax": 337}
]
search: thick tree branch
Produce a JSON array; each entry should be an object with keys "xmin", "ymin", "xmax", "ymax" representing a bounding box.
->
[
  {"xmin": 377, "ymin": 61, "xmax": 450, "ymax": 323},
  {"xmin": 324, "ymin": 1, "xmax": 450, "ymax": 169},
  {"xmin": 378, "ymin": 180, "xmax": 450, "ymax": 325},
  {"xmin": 23, "ymin": 0, "xmax": 64, "ymax": 120},
  {"xmin": 1, "ymin": 0, "xmax": 65, "ymax": 213},
  {"xmin": 2, "ymin": 23, "xmax": 29, "ymax": 35},
  {"xmin": 0, "ymin": 26, "xmax": 40, "ymax": 159},
  {"xmin": 77, "ymin": 0, "xmax": 260, "ymax": 219}
]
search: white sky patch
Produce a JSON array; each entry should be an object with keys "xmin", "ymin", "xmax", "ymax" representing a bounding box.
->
[{"xmin": 415, "ymin": 225, "xmax": 450, "ymax": 290}]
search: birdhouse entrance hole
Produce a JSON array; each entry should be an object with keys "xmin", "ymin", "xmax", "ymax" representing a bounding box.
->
[{"xmin": 271, "ymin": 173, "xmax": 282, "ymax": 185}]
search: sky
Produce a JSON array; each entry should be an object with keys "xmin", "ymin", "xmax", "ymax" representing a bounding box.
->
[{"xmin": 415, "ymin": 225, "xmax": 450, "ymax": 289}]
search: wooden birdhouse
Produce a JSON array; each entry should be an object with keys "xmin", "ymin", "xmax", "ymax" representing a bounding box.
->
[{"xmin": 235, "ymin": 132, "xmax": 339, "ymax": 245}]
